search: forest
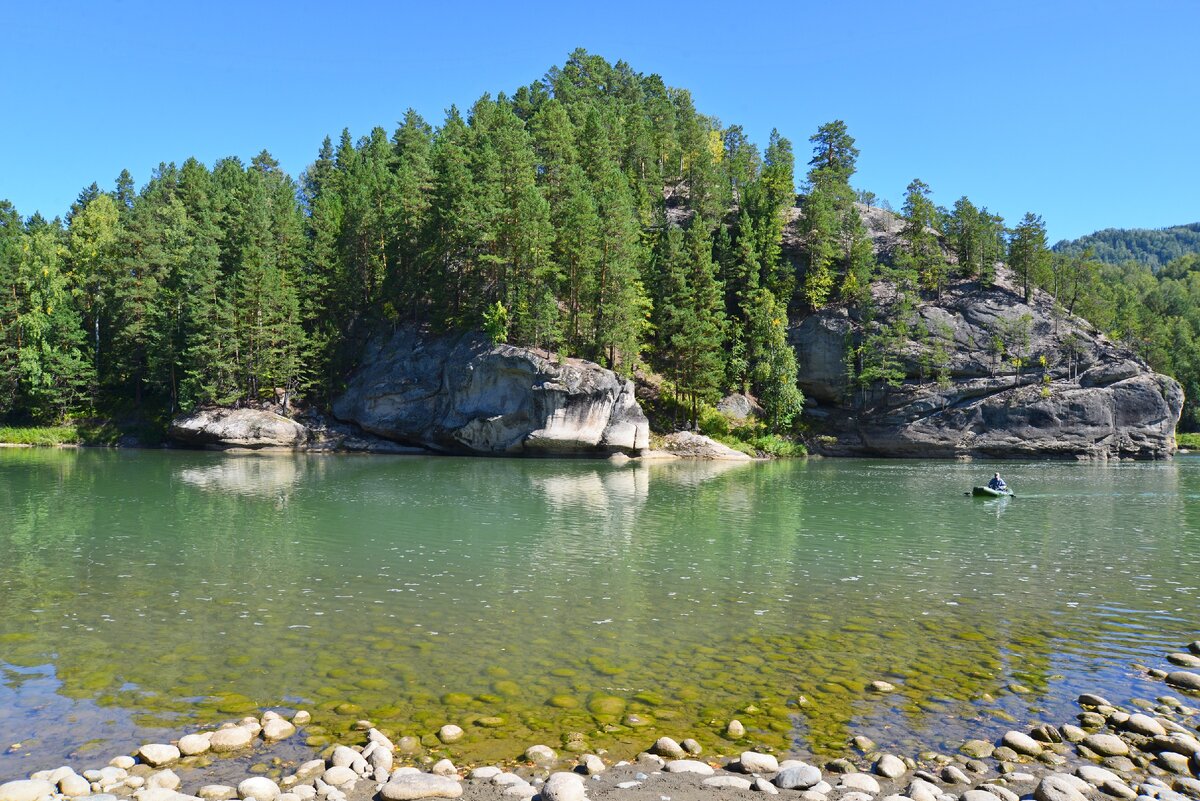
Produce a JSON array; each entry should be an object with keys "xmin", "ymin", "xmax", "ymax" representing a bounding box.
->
[
  {"xmin": 1054, "ymin": 223, "xmax": 1200, "ymax": 269},
  {"xmin": 1, "ymin": 50, "xmax": 1198, "ymax": 437}
]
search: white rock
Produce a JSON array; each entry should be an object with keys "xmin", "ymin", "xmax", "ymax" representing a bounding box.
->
[
  {"xmin": 138, "ymin": 744, "xmax": 181, "ymax": 767},
  {"xmin": 1076, "ymin": 766, "xmax": 1122, "ymax": 787},
  {"xmin": 292, "ymin": 711, "xmax": 311, "ymax": 726},
  {"xmin": 741, "ymin": 752, "xmax": 780, "ymax": 774},
  {"xmin": 437, "ymin": 725, "xmax": 464, "ymax": 744},
  {"xmin": 540, "ymin": 773, "xmax": 585, "ymax": 801},
  {"xmin": 238, "ymin": 778, "xmax": 281, "ymax": 801},
  {"xmin": 368, "ymin": 729, "xmax": 395, "ymax": 751},
  {"xmin": 198, "ymin": 787, "xmax": 237, "ymax": 801},
  {"xmin": 320, "ymin": 768, "xmax": 356, "ymax": 789},
  {"xmin": 209, "ymin": 727, "xmax": 253, "ymax": 753},
  {"xmin": 876, "ymin": 754, "xmax": 908, "ymax": 779},
  {"xmin": 146, "ymin": 771, "xmax": 181, "ymax": 791},
  {"xmin": 179, "ymin": 734, "xmax": 211, "ymax": 756},
  {"xmin": 1083, "ymin": 734, "xmax": 1129, "ymax": 757},
  {"xmin": 1124, "ymin": 714, "xmax": 1166, "ymax": 737},
  {"xmin": 840, "ymin": 774, "xmax": 881, "ymax": 794},
  {"xmin": 1033, "ymin": 775, "xmax": 1088, "ymax": 801},
  {"xmin": 290, "ymin": 789, "xmax": 315, "ymax": 801},
  {"xmin": 133, "ymin": 789, "xmax": 185, "ymax": 801},
  {"xmin": 124, "ymin": 777, "xmax": 146, "ymax": 790},
  {"xmin": 524, "ymin": 745, "xmax": 557, "ymax": 764},
  {"xmin": 664, "ymin": 760, "xmax": 714, "ymax": 775},
  {"xmin": 469, "ymin": 768, "xmax": 502, "ymax": 781},
  {"xmin": 262, "ymin": 719, "xmax": 297, "ymax": 741},
  {"xmin": 1001, "ymin": 731, "xmax": 1043, "ymax": 757},
  {"xmin": 31, "ymin": 769, "xmax": 75, "ymax": 785},
  {"xmin": 491, "ymin": 775, "xmax": 525, "ymax": 788},
  {"xmin": 111, "ymin": 756, "xmax": 136, "ymax": 770},
  {"xmin": 652, "ymin": 737, "xmax": 685, "ymax": 759},
  {"xmin": 379, "ymin": 775, "xmax": 462, "ymax": 801},
  {"xmin": 431, "ymin": 760, "xmax": 456, "ymax": 777},
  {"xmin": 0, "ymin": 780, "xmax": 56, "ymax": 801},
  {"xmin": 502, "ymin": 785, "xmax": 535, "ymax": 799},
  {"xmin": 368, "ymin": 748, "xmax": 394, "ymax": 774},
  {"xmin": 754, "ymin": 778, "xmax": 780, "ymax": 795},
  {"xmin": 726, "ymin": 720, "xmax": 746, "ymax": 738},
  {"xmin": 579, "ymin": 755, "xmax": 605, "ymax": 775},
  {"xmin": 330, "ymin": 746, "xmax": 358, "ymax": 769},
  {"xmin": 705, "ymin": 777, "xmax": 753, "ymax": 790}
]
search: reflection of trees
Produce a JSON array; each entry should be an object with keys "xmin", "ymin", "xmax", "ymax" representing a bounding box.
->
[{"xmin": 0, "ymin": 451, "xmax": 1197, "ymax": 764}]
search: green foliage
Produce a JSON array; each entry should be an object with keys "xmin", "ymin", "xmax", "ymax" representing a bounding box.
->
[
  {"xmin": 1176, "ymin": 432, "xmax": 1200, "ymax": 450},
  {"xmin": 0, "ymin": 425, "xmax": 79, "ymax": 445},
  {"xmin": 1054, "ymin": 222, "xmax": 1200, "ymax": 269},
  {"xmin": 482, "ymin": 301, "xmax": 510, "ymax": 344}
]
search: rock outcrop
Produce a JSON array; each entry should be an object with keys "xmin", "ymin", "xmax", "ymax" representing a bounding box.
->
[
  {"xmin": 333, "ymin": 329, "xmax": 650, "ymax": 456},
  {"xmin": 168, "ymin": 408, "xmax": 309, "ymax": 449},
  {"xmin": 791, "ymin": 270, "xmax": 1183, "ymax": 459}
]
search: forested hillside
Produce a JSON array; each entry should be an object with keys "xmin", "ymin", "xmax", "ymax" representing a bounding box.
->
[
  {"xmin": 1053, "ymin": 223, "xmax": 1200, "ymax": 269},
  {"xmin": 1, "ymin": 49, "xmax": 1198, "ymax": 437}
]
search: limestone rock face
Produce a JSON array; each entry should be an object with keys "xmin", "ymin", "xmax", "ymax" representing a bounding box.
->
[
  {"xmin": 169, "ymin": 408, "xmax": 308, "ymax": 449},
  {"xmin": 333, "ymin": 329, "xmax": 649, "ymax": 456},
  {"xmin": 791, "ymin": 271, "xmax": 1182, "ymax": 459},
  {"xmin": 660, "ymin": 431, "xmax": 752, "ymax": 461}
]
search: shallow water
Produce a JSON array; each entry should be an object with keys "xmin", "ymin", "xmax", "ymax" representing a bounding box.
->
[{"xmin": 1, "ymin": 450, "xmax": 1197, "ymax": 776}]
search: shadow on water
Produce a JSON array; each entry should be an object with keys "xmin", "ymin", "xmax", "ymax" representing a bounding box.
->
[{"xmin": 0, "ymin": 450, "xmax": 1197, "ymax": 775}]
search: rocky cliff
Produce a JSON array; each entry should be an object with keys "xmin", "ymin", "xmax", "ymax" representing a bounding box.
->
[
  {"xmin": 332, "ymin": 329, "xmax": 650, "ymax": 456},
  {"xmin": 790, "ymin": 269, "xmax": 1183, "ymax": 459}
]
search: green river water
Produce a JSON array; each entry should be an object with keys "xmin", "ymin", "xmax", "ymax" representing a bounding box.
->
[{"xmin": 1, "ymin": 449, "xmax": 1197, "ymax": 777}]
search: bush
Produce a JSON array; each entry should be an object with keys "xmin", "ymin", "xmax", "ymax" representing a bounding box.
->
[
  {"xmin": 698, "ymin": 406, "xmax": 729, "ymax": 438},
  {"xmin": 0, "ymin": 426, "xmax": 80, "ymax": 446},
  {"xmin": 1177, "ymin": 432, "xmax": 1200, "ymax": 450}
]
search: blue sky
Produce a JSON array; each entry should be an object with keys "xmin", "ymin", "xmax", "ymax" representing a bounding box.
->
[{"xmin": 1, "ymin": 0, "xmax": 1196, "ymax": 242}]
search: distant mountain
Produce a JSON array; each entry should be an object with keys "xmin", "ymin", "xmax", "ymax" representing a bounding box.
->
[{"xmin": 1053, "ymin": 222, "xmax": 1200, "ymax": 269}]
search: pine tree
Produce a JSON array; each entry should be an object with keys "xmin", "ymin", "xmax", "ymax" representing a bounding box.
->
[
  {"xmin": 1009, "ymin": 212, "xmax": 1050, "ymax": 303},
  {"xmin": 0, "ymin": 202, "xmax": 26, "ymax": 416}
]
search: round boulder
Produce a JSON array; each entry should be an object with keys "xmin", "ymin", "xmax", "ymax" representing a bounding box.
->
[
  {"xmin": 137, "ymin": 744, "xmax": 180, "ymax": 767},
  {"xmin": 238, "ymin": 778, "xmax": 281, "ymax": 801}
]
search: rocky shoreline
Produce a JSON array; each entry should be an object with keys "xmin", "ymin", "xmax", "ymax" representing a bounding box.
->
[{"xmin": 4, "ymin": 646, "xmax": 1199, "ymax": 801}]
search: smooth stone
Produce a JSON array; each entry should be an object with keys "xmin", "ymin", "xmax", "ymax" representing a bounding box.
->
[
  {"xmin": 295, "ymin": 762, "xmax": 325, "ymax": 782},
  {"xmin": 179, "ymin": 734, "xmax": 211, "ymax": 756},
  {"xmin": 31, "ymin": 769, "xmax": 74, "ymax": 786},
  {"xmin": 839, "ymin": 774, "xmax": 881, "ymax": 793},
  {"xmin": 277, "ymin": 794, "xmax": 300, "ymax": 801},
  {"xmin": 980, "ymin": 785, "xmax": 1020, "ymax": 801},
  {"xmin": 524, "ymin": 745, "xmax": 557, "ymax": 764},
  {"xmin": 852, "ymin": 736, "xmax": 877, "ymax": 752},
  {"xmin": 503, "ymin": 785, "xmax": 536, "ymax": 799},
  {"xmin": 942, "ymin": 766, "xmax": 970, "ymax": 784},
  {"xmin": 1172, "ymin": 778, "xmax": 1200, "ymax": 797},
  {"xmin": 132, "ymin": 789, "xmax": 186, "ymax": 801},
  {"xmin": 1124, "ymin": 715, "xmax": 1167, "ymax": 737},
  {"xmin": 1034, "ymin": 775, "xmax": 1089, "ymax": 801},
  {"xmin": 1079, "ymin": 694, "xmax": 1114, "ymax": 708},
  {"xmin": 124, "ymin": 778, "xmax": 146, "ymax": 790},
  {"xmin": 906, "ymin": 779, "xmax": 940, "ymax": 801},
  {"xmin": 1002, "ymin": 732, "xmax": 1044, "ymax": 757},
  {"xmin": 237, "ymin": 779, "xmax": 280, "ymax": 801},
  {"xmin": 774, "ymin": 765, "xmax": 822, "ymax": 790},
  {"xmin": 540, "ymin": 773, "xmax": 585, "ymax": 801},
  {"xmin": 209, "ymin": 727, "xmax": 253, "ymax": 753},
  {"xmin": 368, "ymin": 747, "xmax": 394, "ymax": 774},
  {"xmin": 146, "ymin": 771, "xmax": 181, "ymax": 791},
  {"xmin": 320, "ymin": 768, "xmax": 356, "ymax": 788},
  {"xmin": 876, "ymin": 754, "xmax": 908, "ymax": 779},
  {"xmin": 380, "ymin": 775, "xmax": 463, "ymax": 801},
  {"xmin": 579, "ymin": 755, "xmax": 605, "ymax": 775},
  {"xmin": 961, "ymin": 741, "xmax": 995, "ymax": 759},
  {"xmin": 1062, "ymin": 726, "xmax": 1088, "ymax": 743},
  {"xmin": 292, "ymin": 711, "xmax": 311, "ymax": 725},
  {"xmin": 726, "ymin": 720, "xmax": 746, "ymax": 739},
  {"xmin": 138, "ymin": 745, "xmax": 180, "ymax": 768},
  {"xmin": 797, "ymin": 792, "xmax": 827, "ymax": 801},
  {"xmin": 664, "ymin": 760, "xmax": 714, "ymax": 776},
  {"xmin": 705, "ymin": 777, "xmax": 753, "ymax": 790},
  {"xmin": 753, "ymin": 777, "xmax": 779, "ymax": 794},
  {"xmin": 396, "ymin": 737, "xmax": 421, "ymax": 755},
  {"xmin": 1085, "ymin": 734, "xmax": 1130, "ymax": 757},
  {"xmin": 824, "ymin": 758, "xmax": 856, "ymax": 774},
  {"xmin": 1152, "ymin": 733, "xmax": 1200, "ymax": 756},
  {"xmin": 881, "ymin": 796, "xmax": 914, "ymax": 801},
  {"xmin": 615, "ymin": 782, "xmax": 641, "ymax": 791},
  {"xmin": 840, "ymin": 794, "xmax": 872, "ymax": 801},
  {"xmin": 1077, "ymin": 766, "xmax": 1122, "ymax": 786},
  {"xmin": 59, "ymin": 774, "xmax": 91, "ymax": 797},
  {"xmin": 110, "ymin": 757, "xmax": 136, "ymax": 770},
  {"xmin": 1164, "ymin": 672, "xmax": 1200, "ymax": 692},
  {"xmin": 652, "ymin": 738, "xmax": 685, "ymax": 759},
  {"xmin": 1101, "ymin": 780, "xmax": 1137, "ymax": 800},
  {"xmin": 492, "ymin": 775, "xmax": 526, "ymax": 788},
  {"xmin": 437, "ymin": 725, "xmax": 464, "ymax": 744},
  {"xmin": 262, "ymin": 719, "xmax": 296, "ymax": 741},
  {"xmin": 1167, "ymin": 654, "xmax": 1200, "ymax": 668},
  {"xmin": 330, "ymin": 746, "xmax": 358, "ymax": 769},
  {"xmin": 681, "ymin": 739, "xmax": 702, "ymax": 755},
  {"xmin": 291, "ymin": 790, "xmax": 315, "ymax": 801},
  {"xmin": 431, "ymin": 760, "xmax": 456, "ymax": 777},
  {"xmin": 871, "ymin": 681, "xmax": 897, "ymax": 692},
  {"xmin": 469, "ymin": 768, "xmax": 502, "ymax": 780},
  {"xmin": 0, "ymin": 781, "xmax": 56, "ymax": 801},
  {"xmin": 964, "ymin": 791, "xmax": 1004, "ymax": 801},
  {"xmin": 741, "ymin": 752, "xmax": 781, "ymax": 774}
]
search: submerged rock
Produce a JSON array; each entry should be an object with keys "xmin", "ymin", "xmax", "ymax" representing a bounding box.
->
[{"xmin": 334, "ymin": 329, "xmax": 649, "ymax": 456}]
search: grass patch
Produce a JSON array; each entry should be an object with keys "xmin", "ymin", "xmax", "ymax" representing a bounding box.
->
[
  {"xmin": 1177, "ymin": 432, "xmax": 1200, "ymax": 450},
  {"xmin": 0, "ymin": 426, "xmax": 80, "ymax": 446}
]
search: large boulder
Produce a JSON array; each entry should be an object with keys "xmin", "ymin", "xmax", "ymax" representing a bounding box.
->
[
  {"xmin": 333, "ymin": 329, "xmax": 650, "ymax": 456},
  {"xmin": 169, "ymin": 408, "xmax": 308, "ymax": 449},
  {"xmin": 791, "ymin": 270, "xmax": 1182, "ymax": 459}
]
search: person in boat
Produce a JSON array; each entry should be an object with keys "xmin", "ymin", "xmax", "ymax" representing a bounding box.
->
[{"xmin": 987, "ymin": 472, "xmax": 1008, "ymax": 492}]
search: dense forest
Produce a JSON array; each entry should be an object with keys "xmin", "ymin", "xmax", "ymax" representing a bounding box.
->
[
  {"xmin": 1, "ymin": 50, "xmax": 1198, "ymax": 436},
  {"xmin": 1053, "ymin": 223, "xmax": 1200, "ymax": 269}
]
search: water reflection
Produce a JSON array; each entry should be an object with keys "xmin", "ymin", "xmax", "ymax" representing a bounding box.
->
[{"xmin": 0, "ymin": 451, "xmax": 1197, "ymax": 777}]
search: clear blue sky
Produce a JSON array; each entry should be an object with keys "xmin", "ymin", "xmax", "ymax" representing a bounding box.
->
[{"xmin": 1, "ymin": 0, "xmax": 1196, "ymax": 242}]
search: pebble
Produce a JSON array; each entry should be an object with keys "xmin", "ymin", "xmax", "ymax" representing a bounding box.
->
[
  {"xmin": 942, "ymin": 766, "xmax": 970, "ymax": 784},
  {"xmin": 1167, "ymin": 653, "xmax": 1200, "ymax": 668},
  {"xmin": 752, "ymin": 777, "xmax": 779, "ymax": 794},
  {"xmin": 615, "ymin": 782, "xmax": 641, "ymax": 790},
  {"xmin": 237, "ymin": 778, "xmax": 281, "ymax": 801},
  {"xmin": 963, "ymin": 791, "xmax": 1002, "ymax": 801},
  {"xmin": 524, "ymin": 745, "xmax": 557, "ymax": 764},
  {"xmin": 179, "ymin": 733, "xmax": 211, "ymax": 756},
  {"xmin": 380, "ymin": 774, "xmax": 463, "ymax": 801},
  {"xmin": 110, "ymin": 757, "xmax": 136, "ymax": 770},
  {"xmin": 875, "ymin": 754, "xmax": 908, "ymax": 778},
  {"xmin": 437, "ymin": 725, "xmax": 464, "ymax": 744},
  {"xmin": 0, "ymin": 781, "xmax": 56, "ymax": 801},
  {"xmin": 960, "ymin": 740, "xmax": 995, "ymax": 759},
  {"xmin": 1164, "ymin": 672, "xmax": 1200, "ymax": 692},
  {"xmin": 431, "ymin": 760, "xmax": 456, "ymax": 777},
  {"xmin": 262, "ymin": 719, "xmax": 296, "ymax": 741},
  {"xmin": 470, "ymin": 767, "xmax": 502, "ymax": 780},
  {"xmin": 579, "ymin": 755, "xmax": 605, "ymax": 775},
  {"xmin": 1083, "ymin": 734, "xmax": 1130, "ymax": 757},
  {"xmin": 1034, "ymin": 774, "xmax": 1089, "ymax": 801},
  {"xmin": 137, "ymin": 745, "xmax": 180, "ymax": 768},
  {"xmin": 840, "ymin": 794, "xmax": 872, "ymax": 801},
  {"xmin": 396, "ymin": 737, "xmax": 421, "ymax": 754},
  {"xmin": 1102, "ymin": 779, "xmax": 1138, "ymax": 800},
  {"xmin": 681, "ymin": 739, "xmax": 702, "ymax": 755},
  {"xmin": 540, "ymin": 773, "xmax": 585, "ymax": 801},
  {"xmin": 146, "ymin": 771, "xmax": 181, "ymax": 791},
  {"xmin": 1124, "ymin": 714, "xmax": 1167, "ymax": 737},
  {"xmin": 774, "ymin": 765, "xmax": 822, "ymax": 790},
  {"xmin": 1076, "ymin": 765, "xmax": 1122, "ymax": 786},
  {"xmin": 293, "ymin": 711, "xmax": 311, "ymax": 725},
  {"xmin": 726, "ymin": 720, "xmax": 746, "ymax": 739},
  {"xmin": 705, "ymin": 776, "xmax": 753, "ymax": 790},
  {"xmin": 320, "ymin": 768, "xmax": 356, "ymax": 788},
  {"xmin": 980, "ymin": 785, "xmax": 1020, "ymax": 801},
  {"xmin": 740, "ymin": 752, "xmax": 780, "ymax": 774},
  {"xmin": 291, "ymin": 789, "xmax": 315, "ymax": 801},
  {"xmin": 209, "ymin": 727, "xmax": 253, "ymax": 753},
  {"xmin": 839, "ymin": 774, "xmax": 881, "ymax": 793},
  {"xmin": 664, "ymin": 760, "xmax": 713, "ymax": 776},
  {"xmin": 871, "ymin": 681, "xmax": 897, "ymax": 692},
  {"xmin": 1060, "ymin": 725, "xmax": 1087, "ymax": 743},
  {"xmin": 652, "ymin": 738, "xmax": 685, "ymax": 759},
  {"xmin": 1002, "ymin": 731, "xmax": 1044, "ymax": 757}
]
